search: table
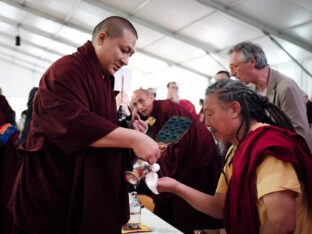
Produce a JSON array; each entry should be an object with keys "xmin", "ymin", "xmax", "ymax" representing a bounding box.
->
[{"xmin": 136, "ymin": 208, "xmax": 183, "ymax": 233}]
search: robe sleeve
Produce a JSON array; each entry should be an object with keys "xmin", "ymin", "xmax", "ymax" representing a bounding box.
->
[
  {"xmin": 155, "ymin": 101, "xmax": 218, "ymax": 184},
  {"xmin": 34, "ymin": 59, "xmax": 118, "ymax": 154}
]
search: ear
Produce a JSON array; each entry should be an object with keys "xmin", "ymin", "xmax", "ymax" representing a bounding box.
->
[
  {"xmin": 97, "ymin": 32, "xmax": 108, "ymax": 45},
  {"xmin": 229, "ymin": 101, "xmax": 241, "ymax": 118},
  {"xmin": 250, "ymin": 58, "xmax": 257, "ymax": 68}
]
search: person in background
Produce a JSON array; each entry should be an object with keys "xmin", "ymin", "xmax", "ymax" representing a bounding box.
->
[
  {"xmin": 157, "ymin": 79, "xmax": 312, "ymax": 234},
  {"xmin": 198, "ymin": 98, "xmax": 204, "ymax": 123},
  {"xmin": 8, "ymin": 16, "xmax": 160, "ymax": 234},
  {"xmin": 16, "ymin": 110, "xmax": 26, "ymax": 132},
  {"xmin": 115, "ymin": 90, "xmax": 132, "ymax": 123},
  {"xmin": 19, "ymin": 87, "xmax": 38, "ymax": 146},
  {"xmin": 215, "ymin": 70, "xmax": 230, "ymax": 80},
  {"xmin": 229, "ymin": 41, "xmax": 312, "ymax": 154},
  {"xmin": 131, "ymin": 89, "xmax": 223, "ymax": 234},
  {"xmin": 147, "ymin": 87, "xmax": 156, "ymax": 99},
  {"xmin": 304, "ymin": 92, "xmax": 312, "ymax": 129},
  {"xmin": 166, "ymin": 81, "xmax": 197, "ymax": 119},
  {"xmin": 0, "ymin": 93, "xmax": 19, "ymax": 234}
]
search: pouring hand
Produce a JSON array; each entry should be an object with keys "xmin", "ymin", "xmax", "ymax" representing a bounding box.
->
[{"xmin": 132, "ymin": 133, "xmax": 160, "ymax": 164}]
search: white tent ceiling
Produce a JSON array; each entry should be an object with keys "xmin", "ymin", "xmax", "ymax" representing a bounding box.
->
[{"xmin": 0, "ymin": 0, "xmax": 312, "ymax": 103}]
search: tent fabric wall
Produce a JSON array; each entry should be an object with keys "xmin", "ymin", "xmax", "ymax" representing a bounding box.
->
[{"xmin": 0, "ymin": 0, "xmax": 311, "ymax": 116}]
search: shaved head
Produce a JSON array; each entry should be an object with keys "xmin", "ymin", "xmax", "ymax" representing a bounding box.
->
[
  {"xmin": 131, "ymin": 89, "xmax": 154, "ymax": 116},
  {"xmin": 132, "ymin": 88, "xmax": 149, "ymax": 97},
  {"xmin": 92, "ymin": 16, "xmax": 138, "ymax": 42}
]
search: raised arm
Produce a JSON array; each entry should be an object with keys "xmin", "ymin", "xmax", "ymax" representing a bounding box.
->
[{"xmin": 157, "ymin": 177, "xmax": 225, "ymax": 219}]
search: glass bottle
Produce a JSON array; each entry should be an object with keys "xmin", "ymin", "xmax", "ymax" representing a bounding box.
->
[
  {"xmin": 128, "ymin": 191, "xmax": 141, "ymax": 229},
  {"xmin": 117, "ymin": 104, "xmax": 127, "ymax": 122}
]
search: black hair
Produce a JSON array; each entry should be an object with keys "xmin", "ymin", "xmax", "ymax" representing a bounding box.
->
[
  {"xmin": 167, "ymin": 81, "xmax": 177, "ymax": 89},
  {"xmin": 216, "ymin": 70, "xmax": 230, "ymax": 79},
  {"xmin": 92, "ymin": 16, "xmax": 138, "ymax": 42},
  {"xmin": 206, "ymin": 79, "xmax": 295, "ymax": 185},
  {"xmin": 205, "ymin": 79, "xmax": 294, "ymax": 144}
]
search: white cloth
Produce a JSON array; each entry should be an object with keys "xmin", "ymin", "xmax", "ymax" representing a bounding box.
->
[{"xmin": 145, "ymin": 163, "xmax": 160, "ymax": 194}]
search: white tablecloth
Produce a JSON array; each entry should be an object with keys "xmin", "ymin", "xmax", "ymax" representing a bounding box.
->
[{"xmin": 139, "ymin": 208, "xmax": 183, "ymax": 234}]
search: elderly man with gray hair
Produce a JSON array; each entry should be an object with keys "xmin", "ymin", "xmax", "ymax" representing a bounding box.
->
[{"xmin": 229, "ymin": 41, "xmax": 312, "ymax": 154}]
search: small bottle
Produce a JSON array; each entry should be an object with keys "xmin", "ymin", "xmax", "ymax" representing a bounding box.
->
[
  {"xmin": 117, "ymin": 104, "xmax": 127, "ymax": 122},
  {"xmin": 128, "ymin": 192, "xmax": 141, "ymax": 229}
]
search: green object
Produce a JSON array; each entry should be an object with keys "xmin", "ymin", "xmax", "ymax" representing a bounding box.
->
[{"xmin": 155, "ymin": 116, "xmax": 193, "ymax": 145}]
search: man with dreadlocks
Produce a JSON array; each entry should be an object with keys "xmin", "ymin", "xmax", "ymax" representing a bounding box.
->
[{"xmin": 156, "ymin": 79, "xmax": 312, "ymax": 234}]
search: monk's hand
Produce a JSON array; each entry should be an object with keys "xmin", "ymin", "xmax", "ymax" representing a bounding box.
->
[
  {"xmin": 131, "ymin": 108, "xmax": 140, "ymax": 122},
  {"xmin": 132, "ymin": 133, "xmax": 160, "ymax": 164},
  {"xmin": 132, "ymin": 119, "xmax": 148, "ymax": 133},
  {"xmin": 157, "ymin": 177, "xmax": 178, "ymax": 193}
]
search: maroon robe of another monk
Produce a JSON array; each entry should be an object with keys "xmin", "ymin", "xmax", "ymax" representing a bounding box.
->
[
  {"xmin": 179, "ymin": 99, "xmax": 198, "ymax": 120},
  {"xmin": 224, "ymin": 126, "xmax": 312, "ymax": 234},
  {"xmin": 0, "ymin": 95, "xmax": 19, "ymax": 234},
  {"xmin": 8, "ymin": 41, "xmax": 130, "ymax": 234},
  {"xmin": 150, "ymin": 100, "xmax": 223, "ymax": 234}
]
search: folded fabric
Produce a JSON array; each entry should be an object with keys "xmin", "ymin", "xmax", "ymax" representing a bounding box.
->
[
  {"xmin": 0, "ymin": 124, "xmax": 18, "ymax": 144},
  {"xmin": 145, "ymin": 163, "xmax": 160, "ymax": 194}
]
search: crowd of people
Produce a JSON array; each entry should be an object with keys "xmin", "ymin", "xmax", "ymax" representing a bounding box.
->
[{"xmin": 0, "ymin": 15, "xmax": 311, "ymax": 234}]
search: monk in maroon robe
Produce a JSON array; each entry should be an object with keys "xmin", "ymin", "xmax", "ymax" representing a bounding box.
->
[
  {"xmin": 0, "ymin": 95, "xmax": 19, "ymax": 234},
  {"xmin": 131, "ymin": 89, "xmax": 223, "ymax": 234},
  {"xmin": 8, "ymin": 16, "xmax": 160, "ymax": 234}
]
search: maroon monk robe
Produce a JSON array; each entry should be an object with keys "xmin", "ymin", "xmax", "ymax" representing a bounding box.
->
[
  {"xmin": 179, "ymin": 99, "xmax": 198, "ymax": 120},
  {"xmin": 0, "ymin": 95, "xmax": 16, "ymax": 125},
  {"xmin": 0, "ymin": 95, "xmax": 19, "ymax": 234},
  {"xmin": 150, "ymin": 100, "xmax": 223, "ymax": 234},
  {"xmin": 224, "ymin": 126, "xmax": 312, "ymax": 234},
  {"xmin": 8, "ymin": 41, "xmax": 130, "ymax": 234}
]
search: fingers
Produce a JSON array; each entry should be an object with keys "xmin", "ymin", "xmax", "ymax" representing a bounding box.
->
[
  {"xmin": 131, "ymin": 108, "xmax": 140, "ymax": 122},
  {"xmin": 148, "ymin": 157, "xmax": 156, "ymax": 165},
  {"xmin": 132, "ymin": 121, "xmax": 139, "ymax": 131},
  {"xmin": 132, "ymin": 120, "xmax": 148, "ymax": 133},
  {"xmin": 132, "ymin": 131, "xmax": 160, "ymax": 165},
  {"xmin": 137, "ymin": 120, "xmax": 148, "ymax": 133},
  {"xmin": 155, "ymin": 147, "xmax": 161, "ymax": 161},
  {"xmin": 147, "ymin": 148, "xmax": 160, "ymax": 165},
  {"xmin": 136, "ymin": 121, "xmax": 146, "ymax": 133},
  {"xmin": 132, "ymin": 120, "xmax": 147, "ymax": 133}
]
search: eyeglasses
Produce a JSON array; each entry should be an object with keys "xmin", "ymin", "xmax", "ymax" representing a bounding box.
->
[
  {"xmin": 229, "ymin": 58, "xmax": 252, "ymax": 73},
  {"xmin": 229, "ymin": 62, "xmax": 243, "ymax": 73}
]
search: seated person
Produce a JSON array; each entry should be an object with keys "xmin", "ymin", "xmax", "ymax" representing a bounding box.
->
[{"xmin": 157, "ymin": 79, "xmax": 312, "ymax": 234}]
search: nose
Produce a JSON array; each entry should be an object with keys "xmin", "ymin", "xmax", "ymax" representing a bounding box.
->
[
  {"xmin": 121, "ymin": 55, "xmax": 129, "ymax": 66},
  {"xmin": 204, "ymin": 117, "xmax": 211, "ymax": 128},
  {"xmin": 230, "ymin": 68, "xmax": 236, "ymax": 77}
]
